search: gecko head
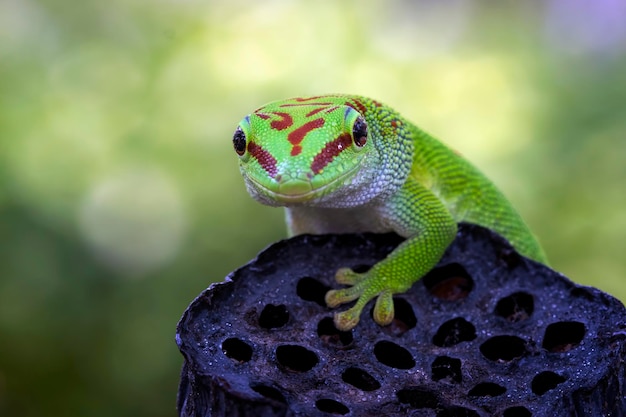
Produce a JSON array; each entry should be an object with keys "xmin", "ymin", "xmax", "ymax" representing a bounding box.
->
[{"xmin": 232, "ymin": 96, "xmax": 383, "ymax": 208}]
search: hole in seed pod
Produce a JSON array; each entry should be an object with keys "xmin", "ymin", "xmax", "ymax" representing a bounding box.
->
[
  {"xmin": 431, "ymin": 356, "xmax": 462, "ymax": 383},
  {"xmin": 433, "ymin": 317, "xmax": 477, "ymax": 347},
  {"xmin": 494, "ymin": 292, "xmax": 534, "ymax": 322},
  {"xmin": 351, "ymin": 264, "xmax": 372, "ymax": 273},
  {"xmin": 250, "ymin": 383, "xmax": 286, "ymax": 404},
  {"xmin": 373, "ymin": 297, "xmax": 417, "ymax": 336},
  {"xmin": 423, "ymin": 263, "xmax": 474, "ymax": 301},
  {"xmin": 570, "ymin": 287, "xmax": 595, "ymax": 302},
  {"xmin": 258, "ymin": 304, "xmax": 289, "ymax": 329},
  {"xmin": 276, "ymin": 345, "xmax": 318, "ymax": 372},
  {"xmin": 397, "ymin": 387, "xmax": 440, "ymax": 409},
  {"xmin": 315, "ymin": 398, "xmax": 349, "ymax": 415},
  {"xmin": 296, "ymin": 277, "xmax": 330, "ymax": 306},
  {"xmin": 221, "ymin": 338, "xmax": 252, "ymax": 363},
  {"xmin": 542, "ymin": 321, "xmax": 585, "ymax": 352},
  {"xmin": 392, "ymin": 297, "xmax": 417, "ymax": 331},
  {"xmin": 497, "ymin": 246, "xmax": 524, "ymax": 269},
  {"xmin": 437, "ymin": 406, "xmax": 480, "ymax": 417},
  {"xmin": 341, "ymin": 367, "xmax": 381, "ymax": 391},
  {"xmin": 531, "ymin": 371, "xmax": 567, "ymax": 395},
  {"xmin": 374, "ymin": 340, "xmax": 415, "ymax": 369},
  {"xmin": 468, "ymin": 382, "xmax": 507, "ymax": 397},
  {"xmin": 503, "ymin": 406, "xmax": 532, "ymax": 417},
  {"xmin": 480, "ymin": 336, "xmax": 527, "ymax": 362},
  {"xmin": 317, "ymin": 317, "xmax": 353, "ymax": 348}
]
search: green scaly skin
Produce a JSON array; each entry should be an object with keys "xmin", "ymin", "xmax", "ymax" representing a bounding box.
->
[{"xmin": 232, "ymin": 94, "xmax": 547, "ymax": 331}]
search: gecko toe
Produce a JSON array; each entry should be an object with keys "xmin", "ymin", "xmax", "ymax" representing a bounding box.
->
[
  {"xmin": 373, "ymin": 290, "xmax": 395, "ymax": 326},
  {"xmin": 325, "ymin": 287, "xmax": 360, "ymax": 308},
  {"xmin": 334, "ymin": 308, "xmax": 361, "ymax": 331},
  {"xmin": 335, "ymin": 267, "xmax": 364, "ymax": 285}
]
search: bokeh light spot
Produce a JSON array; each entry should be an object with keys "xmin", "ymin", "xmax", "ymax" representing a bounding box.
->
[{"xmin": 78, "ymin": 168, "xmax": 187, "ymax": 277}]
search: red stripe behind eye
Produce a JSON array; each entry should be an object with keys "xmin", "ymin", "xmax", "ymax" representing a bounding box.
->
[
  {"xmin": 247, "ymin": 142, "xmax": 277, "ymax": 177},
  {"xmin": 311, "ymin": 133, "xmax": 353, "ymax": 174},
  {"xmin": 347, "ymin": 99, "xmax": 367, "ymax": 116}
]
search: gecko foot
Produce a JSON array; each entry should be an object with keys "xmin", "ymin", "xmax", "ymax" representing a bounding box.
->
[{"xmin": 325, "ymin": 267, "xmax": 397, "ymax": 331}]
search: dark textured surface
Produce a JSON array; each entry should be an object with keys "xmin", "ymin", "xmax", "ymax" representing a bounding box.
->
[{"xmin": 176, "ymin": 224, "xmax": 626, "ymax": 417}]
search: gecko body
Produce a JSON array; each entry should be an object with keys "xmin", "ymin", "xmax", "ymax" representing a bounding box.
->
[{"xmin": 233, "ymin": 95, "xmax": 546, "ymax": 330}]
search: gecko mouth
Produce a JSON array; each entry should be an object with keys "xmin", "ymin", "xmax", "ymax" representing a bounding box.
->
[{"xmin": 247, "ymin": 166, "xmax": 359, "ymax": 204}]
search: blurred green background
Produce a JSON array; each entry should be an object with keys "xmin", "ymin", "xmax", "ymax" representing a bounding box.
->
[{"xmin": 1, "ymin": 0, "xmax": 626, "ymax": 415}]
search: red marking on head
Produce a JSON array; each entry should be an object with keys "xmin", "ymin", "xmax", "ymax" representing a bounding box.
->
[
  {"xmin": 287, "ymin": 118, "xmax": 325, "ymax": 148},
  {"xmin": 295, "ymin": 96, "xmax": 325, "ymax": 102},
  {"xmin": 347, "ymin": 99, "xmax": 367, "ymax": 116},
  {"xmin": 247, "ymin": 142, "xmax": 277, "ymax": 177},
  {"xmin": 291, "ymin": 145, "xmax": 302, "ymax": 156},
  {"xmin": 279, "ymin": 102, "xmax": 333, "ymax": 107},
  {"xmin": 269, "ymin": 112, "xmax": 293, "ymax": 130},
  {"xmin": 303, "ymin": 106, "xmax": 339, "ymax": 117},
  {"xmin": 256, "ymin": 113, "xmax": 270, "ymax": 120},
  {"xmin": 311, "ymin": 133, "xmax": 353, "ymax": 174},
  {"xmin": 306, "ymin": 107, "xmax": 326, "ymax": 117}
]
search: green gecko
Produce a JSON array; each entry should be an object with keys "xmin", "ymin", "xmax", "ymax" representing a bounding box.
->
[{"xmin": 232, "ymin": 94, "xmax": 547, "ymax": 331}]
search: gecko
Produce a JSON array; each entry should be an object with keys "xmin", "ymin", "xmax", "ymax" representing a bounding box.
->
[{"xmin": 232, "ymin": 94, "xmax": 547, "ymax": 331}]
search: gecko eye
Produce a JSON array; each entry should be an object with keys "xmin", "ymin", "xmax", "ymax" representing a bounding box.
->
[
  {"xmin": 233, "ymin": 126, "xmax": 247, "ymax": 156},
  {"xmin": 352, "ymin": 116, "xmax": 368, "ymax": 147}
]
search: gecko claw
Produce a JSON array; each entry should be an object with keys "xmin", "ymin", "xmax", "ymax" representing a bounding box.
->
[{"xmin": 333, "ymin": 307, "xmax": 361, "ymax": 331}]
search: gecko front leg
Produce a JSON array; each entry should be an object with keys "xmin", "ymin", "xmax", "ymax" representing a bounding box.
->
[{"xmin": 325, "ymin": 178, "xmax": 458, "ymax": 330}]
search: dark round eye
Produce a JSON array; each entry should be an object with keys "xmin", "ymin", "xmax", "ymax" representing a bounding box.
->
[
  {"xmin": 352, "ymin": 116, "xmax": 368, "ymax": 147},
  {"xmin": 233, "ymin": 126, "xmax": 247, "ymax": 156}
]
